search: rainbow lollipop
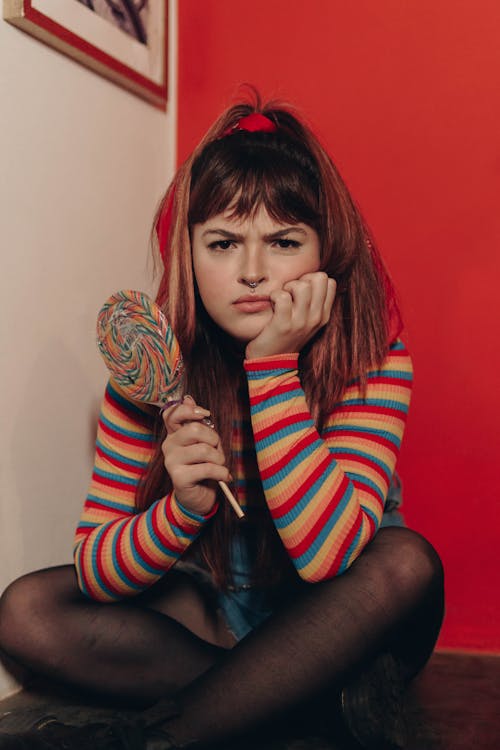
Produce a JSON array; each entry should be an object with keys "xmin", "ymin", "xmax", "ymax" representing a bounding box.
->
[
  {"xmin": 96, "ymin": 289, "xmax": 243, "ymax": 518},
  {"xmin": 96, "ymin": 289, "xmax": 183, "ymax": 405}
]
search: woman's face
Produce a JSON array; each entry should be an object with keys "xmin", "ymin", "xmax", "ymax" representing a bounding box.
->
[{"xmin": 191, "ymin": 205, "xmax": 321, "ymax": 344}]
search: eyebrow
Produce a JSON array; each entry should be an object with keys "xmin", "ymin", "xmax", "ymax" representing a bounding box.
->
[{"xmin": 201, "ymin": 227, "xmax": 308, "ymax": 241}]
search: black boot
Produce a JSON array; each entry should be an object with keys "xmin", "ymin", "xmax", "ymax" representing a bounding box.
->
[
  {"xmin": 0, "ymin": 699, "xmax": 183, "ymax": 750},
  {"xmin": 340, "ymin": 652, "xmax": 408, "ymax": 750}
]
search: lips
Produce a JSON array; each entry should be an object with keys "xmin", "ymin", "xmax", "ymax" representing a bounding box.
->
[{"xmin": 233, "ymin": 295, "xmax": 271, "ymax": 313}]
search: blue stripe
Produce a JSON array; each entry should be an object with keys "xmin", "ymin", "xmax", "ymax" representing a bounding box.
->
[
  {"xmin": 86, "ymin": 493, "xmax": 135, "ymax": 514},
  {"xmin": 327, "ymin": 447, "xmax": 392, "ymax": 481},
  {"xmin": 292, "ymin": 483, "xmax": 356, "ymax": 569},
  {"xmin": 94, "ymin": 466, "xmax": 140, "ymax": 487},
  {"xmin": 73, "ymin": 543, "xmax": 90, "ymax": 598},
  {"xmin": 261, "ymin": 438, "xmax": 325, "ymax": 490},
  {"xmin": 100, "ymin": 413, "xmax": 152, "ymax": 442},
  {"xmin": 109, "ymin": 519, "xmax": 147, "ymax": 592},
  {"xmin": 338, "ymin": 499, "xmax": 387, "ymax": 573},
  {"xmin": 338, "ymin": 398, "xmax": 409, "ymax": 414},
  {"xmin": 346, "ymin": 472, "xmax": 385, "ymax": 503},
  {"xmin": 76, "ymin": 522, "xmax": 100, "ymax": 530},
  {"xmin": 89, "ymin": 524, "xmax": 120, "ymax": 599},
  {"xmin": 390, "ymin": 340, "xmax": 405, "ymax": 351},
  {"xmin": 128, "ymin": 516, "xmax": 169, "ymax": 575},
  {"xmin": 145, "ymin": 507, "xmax": 189, "ymax": 555},
  {"xmin": 338, "ymin": 524, "xmax": 364, "ymax": 574},
  {"xmin": 247, "ymin": 367, "xmax": 295, "ymax": 381},
  {"xmin": 366, "ymin": 369, "xmax": 412, "ymax": 381},
  {"xmin": 273, "ymin": 464, "xmax": 351, "ymax": 529},
  {"xmin": 362, "ymin": 504, "xmax": 380, "ymax": 529},
  {"xmin": 96, "ymin": 438, "xmax": 148, "ymax": 470},
  {"xmin": 255, "ymin": 420, "xmax": 313, "ymax": 452},
  {"xmin": 174, "ymin": 499, "xmax": 207, "ymax": 526},
  {"xmin": 250, "ymin": 388, "xmax": 304, "ymax": 414},
  {"xmin": 321, "ymin": 424, "xmax": 401, "ymax": 448},
  {"xmin": 145, "ymin": 510, "xmax": 171, "ymax": 555},
  {"xmin": 107, "ymin": 382, "xmax": 153, "ymax": 419}
]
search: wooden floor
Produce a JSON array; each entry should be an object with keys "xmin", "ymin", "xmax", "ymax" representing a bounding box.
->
[
  {"xmin": 406, "ymin": 652, "xmax": 500, "ymax": 750},
  {"xmin": 0, "ymin": 652, "xmax": 498, "ymax": 749}
]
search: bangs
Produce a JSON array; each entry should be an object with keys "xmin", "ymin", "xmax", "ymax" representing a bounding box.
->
[{"xmin": 189, "ymin": 133, "xmax": 321, "ymax": 230}]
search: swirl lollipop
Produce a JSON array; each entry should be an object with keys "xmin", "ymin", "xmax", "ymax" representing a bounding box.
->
[
  {"xmin": 96, "ymin": 289, "xmax": 183, "ymax": 404},
  {"xmin": 97, "ymin": 289, "xmax": 243, "ymax": 518}
]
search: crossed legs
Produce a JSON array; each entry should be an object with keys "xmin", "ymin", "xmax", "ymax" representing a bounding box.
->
[{"xmin": 0, "ymin": 528, "xmax": 444, "ymax": 746}]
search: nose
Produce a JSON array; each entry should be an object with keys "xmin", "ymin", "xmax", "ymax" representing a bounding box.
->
[{"xmin": 238, "ymin": 247, "xmax": 267, "ymax": 289}]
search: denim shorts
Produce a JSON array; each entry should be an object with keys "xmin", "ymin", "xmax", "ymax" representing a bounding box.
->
[{"xmin": 175, "ymin": 506, "xmax": 405, "ymax": 643}]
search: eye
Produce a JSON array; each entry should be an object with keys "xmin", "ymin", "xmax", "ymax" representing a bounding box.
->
[
  {"xmin": 273, "ymin": 238, "xmax": 301, "ymax": 249},
  {"xmin": 208, "ymin": 240, "xmax": 234, "ymax": 251}
]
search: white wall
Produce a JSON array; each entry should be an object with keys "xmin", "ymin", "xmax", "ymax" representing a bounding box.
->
[{"xmin": 0, "ymin": 1, "xmax": 178, "ymax": 698}]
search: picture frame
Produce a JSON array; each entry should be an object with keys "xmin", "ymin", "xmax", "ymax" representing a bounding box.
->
[{"xmin": 3, "ymin": 0, "xmax": 168, "ymax": 109}]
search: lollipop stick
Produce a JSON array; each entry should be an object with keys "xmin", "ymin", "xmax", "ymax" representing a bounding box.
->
[
  {"xmin": 201, "ymin": 415, "xmax": 244, "ymax": 519},
  {"xmin": 219, "ymin": 481, "xmax": 245, "ymax": 519}
]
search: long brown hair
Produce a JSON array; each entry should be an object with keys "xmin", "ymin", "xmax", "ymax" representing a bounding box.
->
[{"xmin": 137, "ymin": 93, "xmax": 402, "ymax": 588}]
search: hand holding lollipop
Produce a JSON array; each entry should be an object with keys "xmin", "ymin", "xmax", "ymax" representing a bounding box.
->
[{"xmin": 97, "ymin": 289, "xmax": 243, "ymax": 518}]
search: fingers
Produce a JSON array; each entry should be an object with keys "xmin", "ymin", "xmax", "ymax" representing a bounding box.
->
[
  {"xmin": 163, "ymin": 438, "xmax": 230, "ymax": 487},
  {"xmin": 167, "ymin": 461, "xmax": 232, "ymax": 490},
  {"xmin": 245, "ymin": 272, "xmax": 337, "ymax": 358},
  {"xmin": 164, "ymin": 420, "xmax": 223, "ymax": 453},
  {"xmin": 162, "ymin": 395, "xmax": 211, "ymax": 435},
  {"xmin": 161, "ymin": 395, "xmax": 229, "ymax": 483},
  {"xmin": 280, "ymin": 271, "xmax": 336, "ymax": 329},
  {"xmin": 322, "ymin": 276, "xmax": 337, "ymax": 323}
]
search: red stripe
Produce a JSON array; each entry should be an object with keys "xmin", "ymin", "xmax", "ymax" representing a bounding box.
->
[
  {"xmin": 245, "ymin": 355, "xmax": 298, "ymax": 372},
  {"xmin": 83, "ymin": 499, "xmax": 130, "ymax": 515},
  {"xmin": 259, "ymin": 431, "xmax": 318, "ymax": 481},
  {"xmin": 253, "ymin": 411, "xmax": 312, "ymax": 442},
  {"xmin": 322, "ymin": 428, "xmax": 398, "ymax": 455},
  {"xmin": 270, "ymin": 454, "xmax": 334, "ymax": 519},
  {"xmin": 75, "ymin": 538, "xmax": 94, "ymax": 598},
  {"xmin": 151, "ymin": 501, "xmax": 185, "ymax": 556},
  {"xmin": 131, "ymin": 519, "xmax": 164, "ymax": 571},
  {"xmin": 95, "ymin": 524, "xmax": 122, "ymax": 597},
  {"xmin": 114, "ymin": 523, "xmax": 144, "ymax": 587},
  {"xmin": 91, "ymin": 472, "xmax": 137, "ymax": 493},
  {"xmin": 105, "ymin": 390, "xmax": 154, "ymax": 428},
  {"xmin": 333, "ymin": 404, "xmax": 408, "ymax": 420},
  {"xmin": 323, "ymin": 513, "xmax": 365, "ymax": 579},
  {"xmin": 96, "ymin": 446, "xmax": 144, "ymax": 476},
  {"xmin": 330, "ymin": 451, "xmax": 388, "ymax": 482},
  {"xmin": 165, "ymin": 496, "xmax": 200, "ymax": 536},
  {"xmin": 286, "ymin": 484, "xmax": 347, "ymax": 559},
  {"xmin": 99, "ymin": 418, "xmax": 154, "ymax": 449},
  {"xmin": 350, "ymin": 473, "xmax": 387, "ymax": 501},
  {"xmin": 364, "ymin": 375, "xmax": 412, "ymax": 387},
  {"xmin": 249, "ymin": 381, "xmax": 299, "ymax": 406}
]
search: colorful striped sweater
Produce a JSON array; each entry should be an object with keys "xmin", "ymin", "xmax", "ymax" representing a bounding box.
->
[{"xmin": 74, "ymin": 340, "xmax": 413, "ymax": 601}]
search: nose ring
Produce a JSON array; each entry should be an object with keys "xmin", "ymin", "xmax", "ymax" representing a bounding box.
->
[{"xmin": 247, "ymin": 281, "xmax": 259, "ymax": 290}]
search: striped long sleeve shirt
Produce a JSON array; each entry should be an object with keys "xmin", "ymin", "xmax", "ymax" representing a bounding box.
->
[{"xmin": 74, "ymin": 340, "xmax": 412, "ymax": 600}]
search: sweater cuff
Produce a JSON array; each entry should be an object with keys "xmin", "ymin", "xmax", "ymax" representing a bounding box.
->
[
  {"xmin": 171, "ymin": 493, "xmax": 219, "ymax": 527},
  {"xmin": 244, "ymin": 353, "xmax": 299, "ymax": 374}
]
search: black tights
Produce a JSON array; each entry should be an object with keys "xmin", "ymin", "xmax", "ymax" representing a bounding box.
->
[{"xmin": 0, "ymin": 528, "xmax": 444, "ymax": 747}]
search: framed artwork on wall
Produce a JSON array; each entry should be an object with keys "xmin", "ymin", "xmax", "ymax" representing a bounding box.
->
[{"xmin": 3, "ymin": 0, "xmax": 168, "ymax": 108}]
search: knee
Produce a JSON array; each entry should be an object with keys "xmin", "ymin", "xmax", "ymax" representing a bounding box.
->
[
  {"xmin": 0, "ymin": 574, "xmax": 40, "ymax": 658},
  {"xmin": 0, "ymin": 569, "xmax": 73, "ymax": 662},
  {"xmin": 375, "ymin": 527, "xmax": 444, "ymax": 603}
]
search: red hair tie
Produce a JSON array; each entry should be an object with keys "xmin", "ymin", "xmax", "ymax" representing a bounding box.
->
[{"xmin": 223, "ymin": 113, "xmax": 277, "ymax": 136}]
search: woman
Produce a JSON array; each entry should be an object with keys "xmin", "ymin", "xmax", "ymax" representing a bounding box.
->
[{"xmin": 0, "ymin": 96, "xmax": 444, "ymax": 750}]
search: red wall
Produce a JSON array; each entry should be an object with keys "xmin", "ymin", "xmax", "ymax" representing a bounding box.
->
[{"xmin": 178, "ymin": 0, "xmax": 500, "ymax": 650}]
